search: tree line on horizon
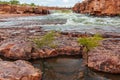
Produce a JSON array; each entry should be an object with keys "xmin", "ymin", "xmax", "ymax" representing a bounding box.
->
[{"xmin": 0, "ymin": 0, "xmax": 36, "ymax": 6}]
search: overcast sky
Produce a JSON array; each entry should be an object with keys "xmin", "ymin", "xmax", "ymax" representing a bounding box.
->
[{"xmin": 2, "ymin": 0, "xmax": 83, "ymax": 7}]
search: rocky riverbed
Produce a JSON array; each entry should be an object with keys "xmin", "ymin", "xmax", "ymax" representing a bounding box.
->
[
  {"xmin": 0, "ymin": 11, "xmax": 120, "ymax": 80},
  {"xmin": 0, "ymin": 27, "xmax": 82, "ymax": 60},
  {"xmin": 0, "ymin": 27, "xmax": 119, "ymax": 80}
]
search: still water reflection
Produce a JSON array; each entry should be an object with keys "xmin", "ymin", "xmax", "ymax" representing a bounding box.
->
[{"xmin": 31, "ymin": 56, "xmax": 120, "ymax": 80}]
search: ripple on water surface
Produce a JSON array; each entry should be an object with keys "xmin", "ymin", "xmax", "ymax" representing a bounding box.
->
[{"xmin": 0, "ymin": 13, "xmax": 120, "ymax": 33}]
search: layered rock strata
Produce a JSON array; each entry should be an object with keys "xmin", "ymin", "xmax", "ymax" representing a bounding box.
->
[
  {"xmin": 0, "ymin": 4, "xmax": 50, "ymax": 14},
  {"xmin": 73, "ymin": 0, "xmax": 120, "ymax": 16}
]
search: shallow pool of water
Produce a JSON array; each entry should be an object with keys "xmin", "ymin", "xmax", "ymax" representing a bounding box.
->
[{"xmin": 30, "ymin": 56, "xmax": 120, "ymax": 80}]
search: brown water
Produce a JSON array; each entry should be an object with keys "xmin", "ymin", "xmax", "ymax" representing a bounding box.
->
[{"xmin": 31, "ymin": 56, "xmax": 120, "ymax": 80}]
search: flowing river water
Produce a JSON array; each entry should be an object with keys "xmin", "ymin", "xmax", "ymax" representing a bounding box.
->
[{"xmin": 0, "ymin": 11, "xmax": 120, "ymax": 80}]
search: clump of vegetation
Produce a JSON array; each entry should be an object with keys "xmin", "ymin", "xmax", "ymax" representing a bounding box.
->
[
  {"xmin": 0, "ymin": 0, "xmax": 20, "ymax": 5},
  {"xmin": 55, "ymin": 10, "xmax": 72, "ymax": 13},
  {"xmin": 61, "ymin": 10, "xmax": 72, "ymax": 13},
  {"xmin": 33, "ymin": 31, "xmax": 57, "ymax": 48},
  {"xmin": 77, "ymin": 34, "xmax": 103, "ymax": 65},
  {"xmin": 0, "ymin": 0, "xmax": 37, "ymax": 6},
  {"xmin": 10, "ymin": 0, "xmax": 20, "ymax": 5},
  {"xmin": 77, "ymin": 34, "xmax": 103, "ymax": 52},
  {"xmin": 0, "ymin": 1, "xmax": 10, "ymax": 4},
  {"xmin": 30, "ymin": 3, "xmax": 36, "ymax": 7}
]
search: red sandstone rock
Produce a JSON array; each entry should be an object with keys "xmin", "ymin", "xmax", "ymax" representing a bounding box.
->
[
  {"xmin": 0, "ymin": 4, "xmax": 50, "ymax": 15},
  {"xmin": 73, "ymin": 0, "xmax": 120, "ymax": 16},
  {"xmin": 0, "ymin": 28, "xmax": 119, "ymax": 60},
  {"xmin": 0, "ymin": 27, "xmax": 82, "ymax": 60},
  {"xmin": 0, "ymin": 60, "xmax": 42, "ymax": 80},
  {"xmin": 0, "ymin": 37, "xmax": 82, "ymax": 60},
  {"xmin": 0, "ymin": 38, "xmax": 33, "ymax": 60},
  {"xmin": 88, "ymin": 38, "xmax": 120, "ymax": 73}
]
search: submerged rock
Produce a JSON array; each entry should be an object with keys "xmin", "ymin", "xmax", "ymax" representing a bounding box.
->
[
  {"xmin": 73, "ymin": 0, "xmax": 120, "ymax": 16},
  {"xmin": 0, "ymin": 60, "xmax": 42, "ymax": 80},
  {"xmin": 88, "ymin": 38, "xmax": 120, "ymax": 73}
]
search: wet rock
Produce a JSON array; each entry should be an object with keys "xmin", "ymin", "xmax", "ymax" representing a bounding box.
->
[
  {"xmin": 88, "ymin": 38, "xmax": 120, "ymax": 73},
  {"xmin": 0, "ymin": 60, "xmax": 42, "ymax": 80},
  {"xmin": 73, "ymin": 0, "xmax": 120, "ymax": 16},
  {"xmin": 36, "ymin": 46, "xmax": 82, "ymax": 58},
  {"xmin": 61, "ymin": 31, "xmax": 120, "ymax": 38},
  {"xmin": 102, "ymin": 32, "xmax": 120, "ymax": 38},
  {"xmin": 41, "ymin": 9, "xmax": 50, "ymax": 14}
]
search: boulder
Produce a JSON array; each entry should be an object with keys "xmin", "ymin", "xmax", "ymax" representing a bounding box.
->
[
  {"xmin": 88, "ymin": 38, "xmax": 120, "ymax": 73},
  {"xmin": 73, "ymin": 0, "xmax": 120, "ymax": 16},
  {"xmin": 0, "ymin": 38, "xmax": 33, "ymax": 60},
  {"xmin": 0, "ymin": 60, "xmax": 42, "ymax": 80}
]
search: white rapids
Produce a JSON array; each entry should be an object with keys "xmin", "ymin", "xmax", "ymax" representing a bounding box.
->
[{"xmin": 0, "ymin": 11, "xmax": 120, "ymax": 33}]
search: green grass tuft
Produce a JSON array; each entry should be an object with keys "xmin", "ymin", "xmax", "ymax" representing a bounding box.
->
[
  {"xmin": 32, "ymin": 31, "xmax": 57, "ymax": 48},
  {"xmin": 77, "ymin": 34, "xmax": 103, "ymax": 52}
]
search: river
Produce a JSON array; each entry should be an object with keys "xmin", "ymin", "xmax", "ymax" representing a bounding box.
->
[
  {"xmin": 0, "ymin": 11, "xmax": 120, "ymax": 33},
  {"xmin": 0, "ymin": 11, "xmax": 120, "ymax": 80}
]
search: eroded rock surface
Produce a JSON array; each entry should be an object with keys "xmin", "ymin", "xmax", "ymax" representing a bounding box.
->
[
  {"xmin": 0, "ymin": 37, "xmax": 82, "ymax": 60},
  {"xmin": 88, "ymin": 38, "xmax": 120, "ymax": 73},
  {"xmin": 73, "ymin": 0, "xmax": 120, "ymax": 16},
  {"xmin": 0, "ymin": 27, "xmax": 120, "ymax": 60},
  {"xmin": 0, "ymin": 28, "xmax": 82, "ymax": 60},
  {"xmin": 0, "ymin": 38, "xmax": 33, "ymax": 60},
  {"xmin": 0, "ymin": 4, "xmax": 50, "ymax": 15},
  {"xmin": 0, "ymin": 59, "xmax": 42, "ymax": 80}
]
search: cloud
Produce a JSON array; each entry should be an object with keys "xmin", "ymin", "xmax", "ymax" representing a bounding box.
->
[
  {"xmin": 2, "ymin": 0, "xmax": 83, "ymax": 7},
  {"xmin": 63, "ymin": 0, "xmax": 69, "ymax": 3}
]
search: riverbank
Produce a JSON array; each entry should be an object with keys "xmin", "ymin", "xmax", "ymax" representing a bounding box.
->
[
  {"xmin": 0, "ymin": 4, "xmax": 50, "ymax": 16},
  {"xmin": 0, "ymin": 14, "xmax": 41, "ymax": 19},
  {"xmin": 73, "ymin": 0, "xmax": 120, "ymax": 16},
  {"xmin": 0, "ymin": 4, "xmax": 71, "ymax": 18}
]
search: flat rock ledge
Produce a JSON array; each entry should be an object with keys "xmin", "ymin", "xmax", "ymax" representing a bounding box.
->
[
  {"xmin": 0, "ymin": 27, "xmax": 82, "ymax": 60},
  {"xmin": 0, "ymin": 37, "xmax": 82, "ymax": 60},
  {"xmin": 88, "ymin": 38, "xmax": 120, "ymax": 73},
  {"xmin": 0, "ymin": 59, "xmax": 42, "ymax": 80}
]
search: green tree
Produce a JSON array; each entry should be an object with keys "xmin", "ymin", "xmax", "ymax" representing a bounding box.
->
[
  {"xmin": 10, "ymin": 0, "xmax": 20, "ymax": 5},
  {"xmin": 30, "ymin": 3, "xmax": 36, "ymax": 7},
  {"xmin": 21, "ymin": 3, "xmax": 28, "ymax": 6},
  {"xmin": 0, "ymin": 1, "xmax": 10, "ymax": 4}
]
